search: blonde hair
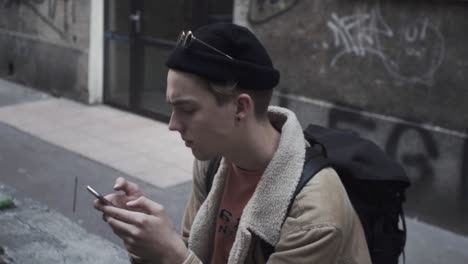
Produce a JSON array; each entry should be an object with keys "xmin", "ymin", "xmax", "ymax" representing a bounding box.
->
[{"xmin": 206, "ymin": 80, "xmax": 272, "ymax": 120}]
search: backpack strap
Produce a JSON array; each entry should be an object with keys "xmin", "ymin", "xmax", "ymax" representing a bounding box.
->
[
  {"xmin": 400, "ymin": 203, "xmax": 407, "ymax": 264},
  {"xmin": 287, "ymin": 147, "xmax": 330, "ymax": 214}
]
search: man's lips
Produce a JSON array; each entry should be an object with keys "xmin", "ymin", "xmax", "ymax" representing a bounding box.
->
[{"xmin": 183, "ymin": 139, "xmax": 193, "ymax": 147}]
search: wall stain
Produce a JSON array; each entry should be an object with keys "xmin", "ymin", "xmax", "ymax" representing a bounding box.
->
[{"xmin": 2, "ymin": 0, "xmax": 75, "ymax": 42}]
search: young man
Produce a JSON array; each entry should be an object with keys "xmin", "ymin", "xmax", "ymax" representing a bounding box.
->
[{"xmin": 94, "ymin": 23, "xmax": 371, "ymax": 264}]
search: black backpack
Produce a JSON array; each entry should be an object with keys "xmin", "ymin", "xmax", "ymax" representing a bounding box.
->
[{"xmin": 206, "ymin": 124, "xmax": 411, "ymax": 264}]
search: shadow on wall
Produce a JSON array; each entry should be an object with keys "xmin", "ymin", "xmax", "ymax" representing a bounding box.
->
[
  {"xmin": 272, "ymin": 92, "xmax": 468, "ymax": 238},
  {"xmin": 325, "ymin": 103, "xmax": 467, "ymax": 237}
]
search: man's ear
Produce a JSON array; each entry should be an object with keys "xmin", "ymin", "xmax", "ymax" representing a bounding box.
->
[{"xmin": 235, "ymin": 93, "xmax": 253, "ymax": 120}]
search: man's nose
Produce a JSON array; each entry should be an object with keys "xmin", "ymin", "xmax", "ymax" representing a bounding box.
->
[{"xmin": 168, "ymin": 112, "xmax": 181, "ymax": 132}]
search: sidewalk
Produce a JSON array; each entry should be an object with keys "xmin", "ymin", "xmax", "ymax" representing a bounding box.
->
[
  {"xmin": 0, "ymin": 80, "xmax": 193, "ymax": 189},
  {"xmin": 0, "ymin": 79, "xmax": 193, "ymax": 263},
  {"xmin": 0, "ymin": 185, "xmax": 129, "ymax": 264}
]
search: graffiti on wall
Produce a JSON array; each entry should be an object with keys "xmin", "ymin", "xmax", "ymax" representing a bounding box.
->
[
  {"xmin": 324, "ymin": 2, "xmax": 445, "ymax": 86},
  {"xmin": 248, "ymin": 0, "xmax": 299, "ymax": 24},
  {"xmin": 386, "ymin": 124, "xmax": 440, "ymax": 198},
  {"xmin": 329, "ymin": 108, "xmax": 439, "ymax": 181},
  {"xmin": 274, "ymin": 89, "xmax": 467, "ymax": 233},
  {"xmin": 327, "ymin": 106, "xmax": 468, "ymax": 206},
  {"xmin": 1, "ymin": 0, "xmax": 76, "ymax": 42}
]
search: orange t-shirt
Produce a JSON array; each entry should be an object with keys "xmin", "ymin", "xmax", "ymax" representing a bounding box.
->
[{"xmin": 210, "ymin": 163, "xmax": 263, "ymax": 264}]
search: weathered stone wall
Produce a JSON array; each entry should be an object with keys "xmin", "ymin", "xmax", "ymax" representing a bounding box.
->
[
  {"xmin": 236, "ymin": 0, "xmax": 468, "ymax": 132},
  {"xmin": 0, "ymin": 0, "xmax": 90, "ymax": 102}
]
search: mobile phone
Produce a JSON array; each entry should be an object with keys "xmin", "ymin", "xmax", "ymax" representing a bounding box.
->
[{"xmin": 86, "ymin": 185, "xmax": 115, "ymax": 206}]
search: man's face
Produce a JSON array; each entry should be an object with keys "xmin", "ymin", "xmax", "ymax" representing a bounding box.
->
[{"xmin": 166, "ymin": 70, "xmax": 237, "ymax": 160}]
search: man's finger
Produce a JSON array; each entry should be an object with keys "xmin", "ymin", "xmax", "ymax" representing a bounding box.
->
[
  {"xmin": 113, "ymin": 177, "xmax": 127, "ymax": 189},
  {"xmin": 103, "ymin": 193, "xmax": 122, "ymax": 205},
  {"xmin": 126, "ymin": 196, "xmax": 164, "ymax": 216},
  {"xmin": 114, "ymin": 177, "xmax": 141, "ymax": 196},
  {"xmin": 100, "ymin": 204, "xmax": 149, "ymax": 226},
  {"xmin": 106, "ymin": 216, "xmax": 139, "ymax": 238},
  {"xmin": 94, "ymin": 199, "xmax": 105, "ymax": 211}
]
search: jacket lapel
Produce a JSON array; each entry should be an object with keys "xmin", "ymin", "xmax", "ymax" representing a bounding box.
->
[
  {"xmin": 228, "ymin": 106, "xmax": 307, "ymax": 263},
  {"xmin": 189, "ymin": 106, "xmax": 307, "ymax": 264},
  {"xmin": 188, "ymin": 159, "xmax": 229, "ymax": 263}
]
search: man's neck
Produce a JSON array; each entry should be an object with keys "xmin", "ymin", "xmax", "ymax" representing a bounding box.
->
[{"xmin": 227, "ymin": 119, "xmax": 281, "ymax": 172}]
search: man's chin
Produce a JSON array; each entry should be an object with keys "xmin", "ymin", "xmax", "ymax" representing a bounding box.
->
[{"xmin": 191, "ymin": 150, "xmax": 218, "ymax": 161}]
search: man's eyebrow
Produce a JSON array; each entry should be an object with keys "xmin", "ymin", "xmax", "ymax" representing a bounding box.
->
[{"xmin": 166, "ymin": 98, "xmax": 197, "ymax": 105}]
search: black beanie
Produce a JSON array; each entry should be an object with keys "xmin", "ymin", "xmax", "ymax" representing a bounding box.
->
[{"xmin": 166, "ymin": 23, "xmax": 280, "ymax": 90}]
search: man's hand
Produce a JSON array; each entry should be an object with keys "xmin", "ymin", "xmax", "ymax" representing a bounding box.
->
[
  {"xmin": 97, "ymin": 177, "xmax": 143, "ymax": 209},
  {"xmin": 95, "ymin": 196, "xmax": 189, "ymax": 263}
]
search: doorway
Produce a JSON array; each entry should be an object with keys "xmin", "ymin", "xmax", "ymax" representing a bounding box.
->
[{"xmin": 103, "ymin": 0, "xmax": 233, "ymax": 121}]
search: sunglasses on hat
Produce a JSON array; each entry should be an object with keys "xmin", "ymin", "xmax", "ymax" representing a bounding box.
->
[{"xmin": 177, "ymin": 30, "xmax": 234, "ymax": 60}]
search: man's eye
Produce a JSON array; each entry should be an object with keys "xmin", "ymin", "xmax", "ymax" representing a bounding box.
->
[{"xmin": 180, "ymin": 108, "xmax": 195, "ymax": 114}]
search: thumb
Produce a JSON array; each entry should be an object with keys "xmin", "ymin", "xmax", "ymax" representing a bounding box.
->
[{"xmin": 126, "ymin": 196, "xmax": 163, "ymax": 215}]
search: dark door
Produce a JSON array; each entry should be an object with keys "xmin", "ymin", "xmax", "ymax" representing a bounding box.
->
[
  {"xmin": 103, "ymin": 0, "xmax": 134, "ymax": 109},
  {"xmin": 104, "ymin": 0, "xmax": 233, "ymax": 121}
]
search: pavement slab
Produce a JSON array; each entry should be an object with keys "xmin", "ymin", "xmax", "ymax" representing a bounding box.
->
[
  {"xmin": 0, "ymin": 121, "xmax": 191, "ymax": 246},
  {"xmin": 0, "ymin": 80, "xmax": 193, "ymax": 189},
  {"xmin": 0, "ymin": 79, "xmax": 49, "ymax": 107},
  {"xmin": 0, "ymin": 185, "xmax": 128, "ymax": 264}
]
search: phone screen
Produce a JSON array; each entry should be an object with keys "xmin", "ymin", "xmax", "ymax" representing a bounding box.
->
[{"xmin": 86, "ymin": 185, "xmax": 115, "ymax": 206}]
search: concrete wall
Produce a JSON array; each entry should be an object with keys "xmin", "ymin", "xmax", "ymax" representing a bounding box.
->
[
  {"xmin": 235, "ymin": 0, "xmax": 468, "ymax": 236},
  {"xmin": 236, "ymin": 0, "xmax": 468, "ymax": 132},
  {"xmin": 0, "ymin": 0, "xmax": 91, "ymax": 102}
]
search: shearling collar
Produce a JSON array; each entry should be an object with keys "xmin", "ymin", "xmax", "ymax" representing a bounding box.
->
[{"xmin": 188, "ymin": 106, "xmax": 307, "ymax": 264}]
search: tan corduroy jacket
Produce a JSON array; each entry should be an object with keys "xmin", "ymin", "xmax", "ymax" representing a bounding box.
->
[{"xmin": 179, "ymin": 106, "xmax": 371, "ymax": 264}]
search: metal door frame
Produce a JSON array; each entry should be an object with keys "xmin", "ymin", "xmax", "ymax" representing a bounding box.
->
[{"xmin": 103, "ymin": 0, "xmax": 223, "ymax": 122}]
